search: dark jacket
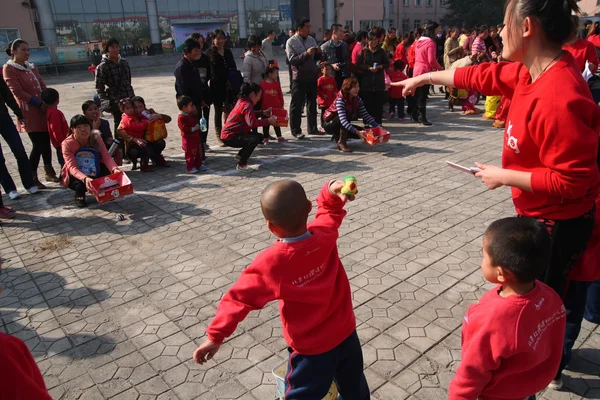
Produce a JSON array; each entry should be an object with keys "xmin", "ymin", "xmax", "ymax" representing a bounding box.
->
[
  {"xmin": 320, "ymin": 40, "xmax": 350, "ymax": 78},
  {"xmin": 0, "ymin": 73, "xmax": 23, "ymax": 119},
  {"xmin": 356, "ymin": 47, "xmax": 389, "ymax": 92},
  {"xmin": 209, "ymin": 48, "xmax": 237, "ymax": 103},
  {"xmin": 174, "ymin": 55, "xmax": 211, "ymax": 109},
  {"xmin": 95, "ymin": 54, "xmax": 135, "ymax": 112}
]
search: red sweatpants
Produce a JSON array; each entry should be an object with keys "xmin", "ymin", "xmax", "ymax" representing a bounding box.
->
[{"xmin": 182, "ymin": 134, "xmax": 203, "ymax": 171}]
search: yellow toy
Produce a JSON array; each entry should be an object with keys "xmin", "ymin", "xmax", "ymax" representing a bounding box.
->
[{"xmin": 341, "ymin": 175, "xmax": 358, "ymax": 198}]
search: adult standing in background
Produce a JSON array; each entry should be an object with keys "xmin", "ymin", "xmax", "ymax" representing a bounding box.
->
[
  {"xmin": 356, "ymin": 32, "xmax": 388, "ymax": 124},
  {"xmin": 95, "ymin": 38, "xmax": 135, "ymax": 132},
  {"xmin": 262, "ymin": 30, "xmax": 276, "ymax": 64},
  {"xmin": 243, "ymin": 35, "xmax": 269, "ymax": 85},
  {"xmin": 321, "ymin": 24, "xmax": 350, "ymax": 89},
  {"xmin": 318, "ymin": 29, "xmax": 333, "ymax": 47},
  {"xmin": 188, "ymin": 34, "xmax": 213, "ymax": 152},
  {"xmin": 412, "ymin": 22, "xmax": 442, "ymax": 125},
  {"xmin": 444, "ymin": 28, "xmax": 463, "ymax": 70},
  {"xmin": 284, "ymin": 29, "xmax": 295, "ymax": 93},
  {"xmin": 382, "ymin": 28, "xmax": 399, "ymax": 56},
  {"xmin": 287, "ymin": 17, "xmax": 322, "ymax": 139},
  {"xmin": 3, "ymin": 39, "xmax": 57, "ymax": 188},
  {"xmin": 350, "ymin": 31, "xmax": 368, "ymax": 73}
]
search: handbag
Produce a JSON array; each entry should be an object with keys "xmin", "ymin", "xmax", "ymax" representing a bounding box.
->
[{"xmin": 145, "ymin": 120, "xmax": 168, "ymax": 142}]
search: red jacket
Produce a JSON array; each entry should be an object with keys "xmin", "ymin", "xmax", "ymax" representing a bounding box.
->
[
  {"xmin": 448, "ymin": 282, "xmax": 566, "ymax": 400},
  {"xmin": 317, "ymin": 75, "xmax": 338, "ymax": 108},
  {"xmin": 221, "ymin": 98, "xmax": 270, "ymax": 141},
  {"xmin": 177, "ymin": 112, "xmax": 199, "ymax": 137},
  {"xmin": 454, "ymin": 54, "xmax": 600, "ymax": 220},
  {"xmin": 0, "ymin": 333, "xmax": 52, "ymax": 400},
  {"xmin": 388, "ymin": 70, "xmax": 407, "ymax": 98},
  {"xmin": 351, "ymin": 42, "xmax": 364, "ymax": 65},
  {"xmin": 563, "ymin": 38, "xmax": 599, "ymax": 73},
  {"xmin": 260, "ymin": 79, "xmax": 284, "ymax": 110},
  {"xmin": 588, "ymin": 34, "xmax": 600, "ymax": 49},
  {"xmin": 206, "ymin": 182, "xmax": 356, "ymax": 355},
  {"xmin": 120, "ymin": 113, "xmax": 148, "ymax": 139},
  {"xmin": 407, "ymin": 43, "xmax": 416, "ymax": 69},
  {"xmin": 394, "ymin": 42, "xmax": 407, "ymax": 65},
  {"xmin": 46, "ymin": 107, "xmax": 69, "ymax": 149}
]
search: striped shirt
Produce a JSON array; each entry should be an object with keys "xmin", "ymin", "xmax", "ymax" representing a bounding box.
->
[
  {"xmin": 471, "ymin": 37, "xmax": 487, "ymax": 56},
  {"xmin": 335, "ymin": 95, "xmax": 379, "ymax": 135}
]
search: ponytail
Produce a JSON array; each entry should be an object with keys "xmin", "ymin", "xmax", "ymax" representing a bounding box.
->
[{"xmin": 239, "ymin": 82, "xmax": 262, "ymax": 99}]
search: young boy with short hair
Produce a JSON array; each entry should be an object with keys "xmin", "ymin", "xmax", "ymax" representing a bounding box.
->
[
  {"xmin": 41, "ymin": 88, "xmax": 68, "ymax": 168},
  {"xmin": 193, "ymin": 179, "xmax": 370, "ymax": 400},
  {"xmin": 177, "ymin": 95, "xmax": 207, "ymax": 174},
  {"xmin": 448, "ymin": 217, "xmax": 567, "ymax": 400}
]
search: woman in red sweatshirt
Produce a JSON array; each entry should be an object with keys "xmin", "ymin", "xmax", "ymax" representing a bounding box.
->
[
  {"xmin": 395, "ymin": 0, "xmax": 599, "ymax": 393},
  {"xmin": 412, "ymin": 22, "xmax": 442, "ymax": 125}
]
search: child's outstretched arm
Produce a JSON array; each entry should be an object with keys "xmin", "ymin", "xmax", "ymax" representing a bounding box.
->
[
  {"xmin": 310, "ymin": 180, "xmax": 354, "ymax": 232},
  {"xmin": 193, "ymin": 258, "xmax": 280, "ymax": 364}
]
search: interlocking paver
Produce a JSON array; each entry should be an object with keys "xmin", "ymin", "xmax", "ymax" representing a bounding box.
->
[{"xmin": 0, "ymin": 53, "xmax": 598, "ymax": 400}]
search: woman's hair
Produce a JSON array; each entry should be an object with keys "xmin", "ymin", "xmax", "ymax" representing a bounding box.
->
[
  {"xmin": 367, "ymin": 32, "xmax": 378, "ymax": 42},
  {"xmin": 422, "ymin": 22, "xmax": 440, "ymax": 39},
  {"xmin": 355, "ymin": 30, "xmax": 368, "ymax": 42},
  {"xmin": 102, "ymin": 38, "xmax": 119, "ymax": 53},
  {"xmin": 131, "ymin": 96, "xmax": 145, "ymax": 106},
  {"xmin": 477, "ymin": 25, "xmax": 489, "ymax": 35},
  {"xmin": 341, "ymin": 77, "xmax": 359, "ymax": 96},
  {"xmin": 505, "ymin": 0, "xmax": 580, "ymax": 45},
  {"xmin": 182, "ymin": 38, "xmax": 201, "ymax": 54},
  {"xmin": 70, "ymin": 114, "xmax": 91, "ymax": 129},
  {"xmin": 212, "ymin": 29, "xmax": 226, "ymax": 41},
  {"xmin": 247, "ymin": 35, "xmax": 261, "ymax": 49},
  {"xmin": 82, "ymin": 100, "xmax": 97, "ymax": 113},
  {"xmin": 5, "ymin": 39, "xmax": 28, "ymax": 57},
  {"xmin": 118, "ymin": 98, "xmax": 134, "ymax": 111},
  {"xmin": 189, "ymin": 33, "xmax": 203, "ymax": 41},
  {"xmin": 448, "ymin": 27, "xmax": 459, "ymax": 35},
  {"xmin": 239, "ymin": 82, "xmax": 262, "ymax": 98}
]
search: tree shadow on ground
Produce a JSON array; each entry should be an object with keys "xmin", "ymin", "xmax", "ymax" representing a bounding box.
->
[{"xmin": 0, "ymin": 266, "xmax": 115, "ymax": 360}]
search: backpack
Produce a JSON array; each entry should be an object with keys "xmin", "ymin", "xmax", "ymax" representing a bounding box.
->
[{"xmin": 75, "ymin": 148, "xmax": 101, "ymax": 178}]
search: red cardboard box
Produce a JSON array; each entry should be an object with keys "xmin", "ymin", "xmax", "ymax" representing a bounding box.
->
[
  {"xmin": 364, "ymin": 127, "xmax": 390, "ymax": 146},
  {"xmin": 272, "ymin": 108, "xmax": 289, "ymax": 127},
  {"xmin": 89, "ymin": 172, "xmax": 134, "ymax": 204}
]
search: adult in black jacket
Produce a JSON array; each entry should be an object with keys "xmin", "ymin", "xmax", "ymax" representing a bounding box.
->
[
  {"xmin": 356, "ymin": 32, "xmax": 389, "ymax": 124},
  {"xmin": 209, "ymin": 29, "xmax": 239, "ymax": 146}
]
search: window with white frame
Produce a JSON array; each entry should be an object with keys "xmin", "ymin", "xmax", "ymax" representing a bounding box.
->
[{"xmin": 0, "ymin": 29, "xmax": 20, "ymax": 52}]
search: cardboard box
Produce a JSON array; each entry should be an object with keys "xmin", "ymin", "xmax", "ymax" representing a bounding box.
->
[
  {"xmin": 364, "ymin": 127, "xmax": 390, "ymax": 146},
  {"xmin": 89, "ymin": 172, "xmax": 134, "ymax": 204},
  {"xmin": 272, "ymin": 108, "xmax": 289, "ymax": 127}
]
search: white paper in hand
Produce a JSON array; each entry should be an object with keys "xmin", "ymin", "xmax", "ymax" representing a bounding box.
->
[{"xmin": 446, "ymin": 161, "xmax": 481, "ymax": 175}]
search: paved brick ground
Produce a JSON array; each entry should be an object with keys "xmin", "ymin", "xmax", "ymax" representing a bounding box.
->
[{"xmin": 0, "ymin": 58, "xmax": 598, "ymax": 400}]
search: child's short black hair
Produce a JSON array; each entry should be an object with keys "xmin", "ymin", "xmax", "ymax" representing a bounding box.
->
[
  {"xmin": 265, "ymin": 64, "xmax": 279, "ymax": 76},
  {"xmin": 70, "ymin": 114, "xmax": 91, "ymax": 129},
  {"xmin": 484, "ymin": 217, "xmax": 552, "ymax": 283},
  {"xmin": 393, "ymin": 60, "xmax": 404, "ymax": 71},
  {"xmin": 41, "ymin": 88, "xmax": 59, "ymax": 105},
  {"xmin": 131, "ymin": 96, "xmax": 145, "ymax": 105},
  {"xmin": 177, "ymin": 95, "xmax": 194, "ymax": 110}
]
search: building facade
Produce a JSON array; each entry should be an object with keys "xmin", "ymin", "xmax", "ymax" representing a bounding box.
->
[{"xmin": 0, "ymin": 1, "xmax": 40, "ymax": 51}]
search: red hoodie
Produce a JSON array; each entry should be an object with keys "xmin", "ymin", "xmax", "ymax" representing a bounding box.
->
[
  {"xmin": 407, "ymin": 43, "xmax": 416, "ymax": 69},
  {"xmin": 317, "ymin": 75, "xmax": 338, "ymax": 108},
  {"xmin": 388, "ymin": 70, "xmax": 407, "ymax": 98},
  {"xmin": 260, "ymin": 79, "xmax": 284, "ymax": 110},
  {"xmin": 454, "ymin": 54, "xmax": 600, "ymax": 220},
  {"xmin": 0, "ymin": 333, "xmax": 52, "ymax": 400},
  {"xmin": 394, "ymin": 43, "xmax": 408, "ymax": 66},
  {"xmin": 206, "ymin": 182, "xmax": 356, "ymax": 355},
  {"xmin": 414, "ymin": 37, "xmax": 443, "ymax": 77},
  {"xmin": 46, "ymin": 107, "xmax": 69, "ymax": 149},
  {"xmin": 120, "ymin": 113, "xmax": 148, "ymax": 139},
  {"xmin": 448, "ymin": 282, "xmax": 566, "ymax": 400},
  {"xmin": 563, "ymin": 38, "xmax": 599, "ymax": 73}
]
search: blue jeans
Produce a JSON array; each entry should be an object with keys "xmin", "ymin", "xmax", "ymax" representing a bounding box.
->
[
  {"xmin": 585, "ymin": 279, "xmax": 600, "ymax": 323},
  {"xmin": 557, "ymin": 280, "xmax": 590, "ymax": 379},
  {"xmin": 0, "ymin": 112, "xmax": 34, "ymax": 193}
]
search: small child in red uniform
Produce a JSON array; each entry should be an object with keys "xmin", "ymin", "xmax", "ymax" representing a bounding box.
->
[
  {"xmin": 119, "ymin": 98, "xmax": 152, "ymax": 172},
  {"xmin": 387, "ymin": 60, "xmax": 407, "ymax": 120},
  {"xmin": 177, "ymin": 96, "xmax": 207, "ymax": 173},
  {"xmin": 193, "ymin": 179, "xmax": 370, "ymax": 400},
  {"xmin": 259, "ymin": 64, "xmax": 286, "ymax": 144},
  {"xmin": 41, "ymin": 88, "xmax": 68, "ymax": 169},
  {"xmin": 448, "ymin": 217, "xmax": 566, "ymax": 400},
  {"xmin": 317, "ymin": 63, "xmax": 338, "ymax": 131}
]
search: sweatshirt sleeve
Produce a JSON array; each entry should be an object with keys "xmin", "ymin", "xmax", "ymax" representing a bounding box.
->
[
  {"xmin": 62, "ymin": 141, "xmax": 90, "ymax": 183},
  {"xmin": 529, "ymin": 96, "xmax": 599, "ymax": 199},
  {"xmin": 206, "ymin": 256, "xmax": 280, "ymax": 344},
  {"xmin": 428, "ymin": 41, "xmax": 443, "ymax": 71},
  {"xmin": 47, "ymin": 111, "xmax": 66, "ymax": 149},
  {"xmin": 242, "ymin": 56, "xmax": 252, "ymax": 83},
  {"xmin": 244, "ymin": 104, "xmax": 269, "ymax": 129},
  {"xmin": 336, "ymin": 97, "xmax": 357, "ymax": 135},
  {"xmin": 178, "ymin": 116, "xmax": 196, "ymax": 135},
  {"xmin": 95, "ymin": 63, "xmax": 108, "ymax": 101},
  {"xmin": 453, "ymin": 61, "xmax": 523, "ymax": 98},
  {"xmin": 309, "ymin": 181, "xmax": 348, "ymax": 232}
]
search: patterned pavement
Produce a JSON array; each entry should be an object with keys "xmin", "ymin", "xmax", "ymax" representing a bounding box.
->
[{"xmin": 0, "ymin": 59, "xmax": 598, "ymax": 399}]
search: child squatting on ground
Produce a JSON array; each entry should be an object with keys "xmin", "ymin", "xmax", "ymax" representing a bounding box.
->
[
  {"xmin": 448, "ymin": 217, "xmax": 566, "ymax": 400},
  {"xmin": 193, "ymin": 179, "xmax": 370, "ymax": 400}
]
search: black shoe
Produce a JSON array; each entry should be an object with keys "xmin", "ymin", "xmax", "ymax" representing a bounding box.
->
[
  {"xmin": 75, "ymin": 196, "xmax": 87, "ymax": 208},
  {"xmin": 420, "ymin": 118, "xmax": 432, "ymax": 126}
]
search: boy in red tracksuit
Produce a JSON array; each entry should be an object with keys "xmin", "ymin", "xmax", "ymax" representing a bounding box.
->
[
  {"xmin": 41, "ymin": 88, "xmax": 68, "ymax": 168},
  {"xmin": 177, "ymin": 96, "xmax": 208, "ymax": 173},
  {"xmin": 448, "ymin": 217, "xmax": 566, "ymax": 400},
  {"xmin": 387, "ymin": 60, "xmax": 407, "ymax": 120},
  {"xmin": 260, "ymin": 64, "xmax": 286, "ymax": 144},
  {"xmin": 317, "ymin": 63, "xmax": 338, "ymax": 130},
  {"xmin": 193, "ymin": 179, "xmax": 370, "ymax": 400}
]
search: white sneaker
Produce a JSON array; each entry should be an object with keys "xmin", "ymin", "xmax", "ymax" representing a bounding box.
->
[
  {"xmin": 8, "ymin": 190, "xmax": 20, "ymax": 200},
  {"xmin": 189, "ymin": 168, "xmax": 199, "ymax": 174},
  {"xmin": 27, "ymin": 186, "xmax": 40, "ymax": 194},
  {"xmin": 548, "ymin": 377, "xmax": 563, "ymax": 390}
]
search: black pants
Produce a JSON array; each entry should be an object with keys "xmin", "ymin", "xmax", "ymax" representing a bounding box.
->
[
  {"xmin": 222, "ymin": 133, "xmax": 263, "ymax": 165},
  {"xmin": 263, "ymin": 125, "xmax": 282, "ymax": 138},
  {"xmin": 284, "ymin": 331, "xmax": 370, "ymax": 400},
  {"xmin": 126, "ymin": 140, "xmax": 166, "ymax": 162},
  {"xmin": 27, "ymin": 131, "xmax": 52, "ymax": 172},
  {"xmin": 197, "ymin": 106, "xmax": 211, "ymax": 145},
  {"xmin": 68, "ymin": 164, "xmax": 110, "ymax": 197},
  {"xmin": 335, "ymin": 72, "xmax": 345, "ymax": 91},
  {"xmin": 320, "ymin": 107, "xmax": 328, "ymax": 128},
  {"xmin": 290, "ymin": 80, "xmax": 318, "ymax": 136},
  {"xmin": 411, "ymin": 84, "xmax": 430, "ymax": 120},
  {"xmin": 0, "ymin": 112, "xmax": 34, "ymax": 192},
  {"xmin": 213, "ymin": 99, "xmax": 225, "ymax": 130},
  {"xmin": 55, "ymin": 147, "xmax": 64, "ymax": 168},
  {"xmin": 113, "ymin": 109, "xmax": 123, "ymax": 132},
  {"xmin": 323, "ymin": 116, "xmax": 360, "ymax": 140},
  {"xmin": 389, "ymin": 98, "xmax": 405, "ymax": 118},
  {"xmin": 360, "ymin": 91, "xmax": 385, "ymax": 124}
]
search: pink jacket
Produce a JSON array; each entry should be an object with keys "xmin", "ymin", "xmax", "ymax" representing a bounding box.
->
[
  {"xmin": 3, "ymin": 61, "xmax": 47, "ymax": 133},
  {"xmin": 414, "ymin": 37, "xmax": 443, "ymax": 77},
  {"xmin": 61, "ymin": 133, "xmax": 118, "ymax": 187}
]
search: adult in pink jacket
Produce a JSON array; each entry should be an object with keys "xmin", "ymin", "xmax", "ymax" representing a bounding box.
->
[{"xmin": 412, "ymin": 22, "xmax": 443, "ymax": 126}]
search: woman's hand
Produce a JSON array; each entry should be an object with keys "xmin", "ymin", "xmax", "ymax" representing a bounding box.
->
[
  {"xmin": 134, "ymin": 138, "xmax": 148, "ymax": 147},
  {"xmin": 369, "ymin": 67, "xmax": 377, "ymax": 73},
  {"xmin": 84, "ymin": 177, "xmax": 94, "ymax": 192},
  {"xmin": 113, "ymin": 168, "xmax": 121, "ymax": 174},
  {"xmin": 18, "ymin": 119, "xmax": 25, "ymax": 128},
  {"xmin": 263, "ymin": 108, "xmax": 272, "ymax": 117},
  {"xmin": 40, "ymin": 103, "xmax": 48, "ymax": 112},
  {"xmin": 474, "ymin": 163, "xmax": 507, "ymax": 190},
  {"xmin": 148, "ymin": 113, "xmax": 162, "ymax": 122},
  {"xmin": 391, "ymin": 75, "xmax": 427, "ymax": 97},
  {"xmin": 357, "ymin": 130, "xmax": 367, "ymax": 142},
  {"xmin": 92, "ymin": 118, "xmax": 101, "ymax": 130},
  {"xmin": 267, "ymin": 116, "xmax": 278, "ymax": 126}
]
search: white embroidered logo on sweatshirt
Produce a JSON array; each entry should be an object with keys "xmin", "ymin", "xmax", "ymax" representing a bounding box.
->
[{"xmin": 506, "ymin": 121, "xmax": 520, "ymax": 154}]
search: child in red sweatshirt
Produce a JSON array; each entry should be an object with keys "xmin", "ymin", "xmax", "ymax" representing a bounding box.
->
[
  {"xmin": 119, "ymin": 98, "xmax": 151, "ymax": 172},
  {"xmin": 41, "ymin": 88, "xmax": 68, "ymax": 169},
  {"xmin": 448, "ymin": 217, "xmax": 566, "ymax": 400},
  {"xmin": 317, "ymin": 63, "xmax": 338, "ymax": 130},
  {"xmin": 193, "ymin": 179, "xmax": 370, "ymax": 400},
  {"xmin": 259, "ymin": 65, "xmax": 286, "ymax": 144},
  {"xmin": 177, "ymin": 96, "xmax": 208, "ymax": 173},
  {"xmin": 387, "ymin": 60, "xmax": 407, "ymax": 120}
]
